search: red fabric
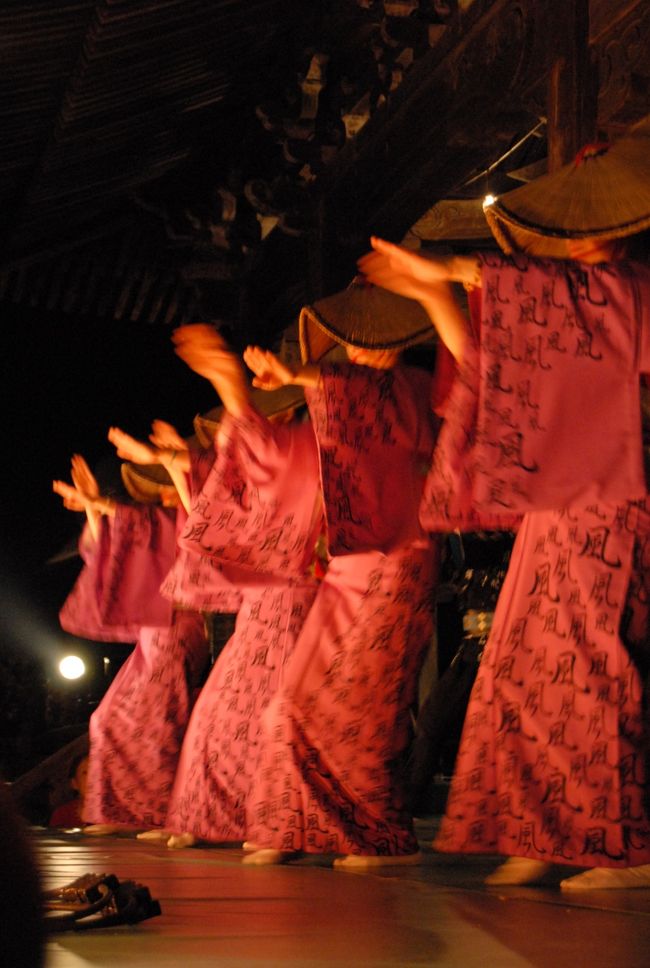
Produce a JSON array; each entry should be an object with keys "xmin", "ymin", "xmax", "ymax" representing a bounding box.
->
[
  {"xmin": 165, "ymin": 583, "xmax": 317, "ymax": 841},
  {"xmin": 428, "ymin": 252, "xmax": 650, "ymax": 869},
  {"xmin": 163, "ymin": 408, "xmax": 323, "ymax": 840},
  {"xmin": 247, "ymin": 548, "xmax": 437, "ymax": 855},
  {"xmin": 59, "ymin": 505, "xmax": 182, "ymax": 637},
  {"xmin": 83, "ymin": 611, "xmax": 209, "ymax": 827},
  {"xmin": 59, "ymin": 505, "xmax": 209, "ymax": 828},
  {"xmin": 421, "ymin": 255, "xmax": 650, "ymax": 530},
  {"xmin": 59, "ymin": 520, "xmax": 139, "ymax": 642},
  {"xmin": 176, "ymin": 406, "xmax": 323, "ymax": 580},
  {"xmin": 306, "ymin": 362, "xmax": 437, "ymax": 554},
  {"xmin": 246, "ymin": 365, "xmax": 440, "ymax": 856},
  {"xmin": 437, "ymin": 499, "xmax": 650, "ymax": 868}
]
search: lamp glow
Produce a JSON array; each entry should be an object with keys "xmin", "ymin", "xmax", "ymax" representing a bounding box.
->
[
  {"xmin": 483, "ymin": 193, "xmax": 496, "ymax": 208},
  {"xmin": 59, "ymin": 655, "xmax": 86, "ymax": 680}
]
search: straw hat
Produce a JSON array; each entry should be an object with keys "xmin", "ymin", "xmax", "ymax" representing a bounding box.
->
[
  {"xmin": 120, "ymin": 461, "xmax": 177, "ymax": 504},
  {"xmin": 484, "ymin": 114, "xmax": 650, "ymax": 258},
  {"xmin": 194, "ymin": 386, "xmax": 305, "ymax": 445},
  {"xmin": 299, "ymin": 278, "xmax": 434, "ymax": 363}
]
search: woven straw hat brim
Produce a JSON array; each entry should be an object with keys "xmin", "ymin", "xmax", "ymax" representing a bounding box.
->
[
  {"xmin": 485, "ymin": 114, "xmax": 650, "ymax": 257},
  {"xmin": 194, "ymin": 386, "xmax": 305, "ymax": 444},
  {"xmin": 120, "ymin": 462, "xmax": 176, "ymax": 503},
  {"xmin": 299, "ymin": 282, "xmax": 434, "ymax": 363}
]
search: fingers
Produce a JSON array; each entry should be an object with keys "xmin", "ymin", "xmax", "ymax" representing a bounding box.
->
[
  {"xmin": 172, "ymin": 324, "xmax": 228, "ymax": 352},
  {"xmin": 149, "ymin": 420, "xmax": 186, "ymax": 450},
  {"xmin": 243, "ymin": 345, "xmax": 277, "ymax": 375},
  {"xmin": 53, "ymin": 480, "xmax": 85, "ymax": 511},
  {"xmin": 243, "ymin": 345, "xmax": 265, "ymax": 374},
  {"xmin": 370, "ymin": 236, "xmax": 397, "ymax": 254}
]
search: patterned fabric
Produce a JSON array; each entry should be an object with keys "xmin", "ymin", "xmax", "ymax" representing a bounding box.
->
[
  {"xmin": 175, "ymin": 407, "xmax": 322, "ymax": 579},
  {"xmin": 165, "ymin": 583, "xmax": 317, "ymax": 841},
  {"xmin": 307, "ymin": 363, "xmax": 436, "ymax": 554},
  {"xmin": 60, "ymin": 504, "xmax": 180, "ymax": 636},
  {"xmin": 163, "ymin": 406, "xmax": 323, "ymax": 839},
  {"xmin": 246, "ymin": 364, "xmax": 440, "ymax": 855},
  {"xmin": 247, "ymin": 549, "xmax": 437, "ymax": 854},
  {"xmin": 59, "ymin": 503, "xmax": 209, "ymax": 828},
  {"xmin": 421, "ymin": 255, "xmax": 650, "ymax": 529},
  {"xmin": 59, "ymin": 520, "xmax": 139, "ymax": 642},
  {"xmin": 431, "ymin": 254, "xmax": 650, "ymax": 868},
  {"xmin": 84, "ymin": 610, "xmax": 209, "ymax": 827},
  {"xmin": 436, "ymin": 501, "xmax": 650, "ymax": 867}
]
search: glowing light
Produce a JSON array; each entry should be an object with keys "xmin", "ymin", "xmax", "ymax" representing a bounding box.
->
[
  {"xmin": 59, "ymin": 655, "xmax": 86, "ymax": 680},
  {"xmin": 483, "ymin": 194, "xmax": 496, "ymax": 208}
]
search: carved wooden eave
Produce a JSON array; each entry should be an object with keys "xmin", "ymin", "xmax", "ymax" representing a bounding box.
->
[
  {"xmin": 1, "ymin": 0, "xmax": 648, "ymax": 329},
  {"xmin": 317, "ymin": 0, "xmax": 650, "ymax": 289}
]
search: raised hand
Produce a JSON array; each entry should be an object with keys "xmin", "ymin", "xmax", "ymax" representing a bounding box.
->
[
  {"xmin": 70, "ymin": 454, "xmax": 100, "ymax": 501},
  {"xmin": 108, "ymin": 426, "xmax": 158, "ymax": 464},
  {"xmin": 149, "ymin": 419, "xmax": 188, "ymax": 452},
  {"xmin": 359, "ymin": 237, "xmax": 480, "ymax": 292},
  {"xmin": 358, "ymin": 237, "xmax": 448, "ymax": 294},
  {"xmin": 173, "ymin": 324, "xmax": 248, "ymax": 416},
  {"xmin": 172, "ymin": 325, "xmax": 243, "ymax": 381},
  {"xmin": 243, "ymin": 346, "xmax": 294, "ymax": 390},
  {"xmin": 52, "ymin": 479, "xmax": 85, "ymax": 512}
]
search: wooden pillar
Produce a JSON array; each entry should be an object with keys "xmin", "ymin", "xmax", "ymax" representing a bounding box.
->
[{"xmin": 546, "ymin": 0, "xmax": 598, "ymax": 170}]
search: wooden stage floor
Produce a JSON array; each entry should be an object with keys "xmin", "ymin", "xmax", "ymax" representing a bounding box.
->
[{"xmin": 36, "ymin": 822, "xmax": 650, "ymax": 968}]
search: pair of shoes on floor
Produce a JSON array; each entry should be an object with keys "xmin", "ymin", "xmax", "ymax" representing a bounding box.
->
[{"xmin": 43, "ymin": 872, "xmax": 161, "ymax": 932}]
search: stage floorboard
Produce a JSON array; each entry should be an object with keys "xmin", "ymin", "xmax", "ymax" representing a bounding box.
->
[{"xmin": 35, "ymin": 822, "xmax": 650, "ymax": 968}]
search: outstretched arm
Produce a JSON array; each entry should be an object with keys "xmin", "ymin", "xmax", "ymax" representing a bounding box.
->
[
  {"xmin": 147, "ymin": 420, "xmax": 191, "ymax": 512},
  {"xmin": 358, "ymin": 237, "xmax": 477, "ymax": 362},
  {"xmin": 53, "ymin": 455, "xmax": 116, "ymax": 541},
  {"xmin": 107, "ymin": 425, "xmax": 191, "ymax": 511},
  {"xmin": 149, "ymin": 419, "xmax": 188, "ymax": 452},
  {"xmin": 172, "ymin": 325, "xmax": 249, "ymax": 417},
  {"xmin": 107, "ymin": 425, "xmax": 190, "ymax": 473},
  {"xmin": 243, "ymin": 345, "xmax": 320, "ymax": 390},
  {"xmin": 359, "ymin": 237, "xmax": 481, "ymax": 288}
]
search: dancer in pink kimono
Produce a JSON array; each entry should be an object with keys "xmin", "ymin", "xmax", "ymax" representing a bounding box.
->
[
  {"xmin": 359, "ymin": 117, "xmax": 650, "ymax": 888},
  {"xmin": 54, "ymin": 448, "xmax": 209, "ymax": 832},
  {"xmin": 143, "ymin": 326, "xmax": 324, "ymax": 848},
  {"xmin": 241, "ymin": 291, "xmax": 440, "ymax": 867}
]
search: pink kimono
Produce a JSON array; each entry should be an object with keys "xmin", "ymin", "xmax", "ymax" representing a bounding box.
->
[
  {"xmin": 60, "ymin": 504, "xmax": 208, "ymax": 827},
  {"xmin": 428, "ymin": 254, "xmax": 650, "ymax": 868},
  {"xmin": 246, "ymin": 363, "xmax": 440, "ymax": 856},
  {"xmin": 162, "ymin": 406, "xmax": 323, "ymax": 842}
]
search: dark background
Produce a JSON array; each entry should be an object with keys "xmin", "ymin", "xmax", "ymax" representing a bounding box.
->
[{"xmin": 1, "ymin": 301, "xmax": 219, "ymax": 780}]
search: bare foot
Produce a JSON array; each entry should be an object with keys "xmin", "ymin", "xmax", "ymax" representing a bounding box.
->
[
  {"xmin": 333, "ymin": 851, "xmax": 422, "ymax": 870},
  {"xmin": 83, "ymin": 824, "xmax": 133, "ymax": 837},
  {"xmin": 560, "ymin": 865, "xmax": 650, "ymax": 890},
  {"xmin": 242, "ymin": 849, "xmax": 295, "ymax": 866},
  {"xmin": 137, "ymin": 829, "xmax": 173, "ymax": 843},
  {"xmin": 167, "ymin": 832, "xmax": 197, "ymax": 849},
  {"xmin": 484, "ymin": 858, "xmax": 552, "ymax": 886}
]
